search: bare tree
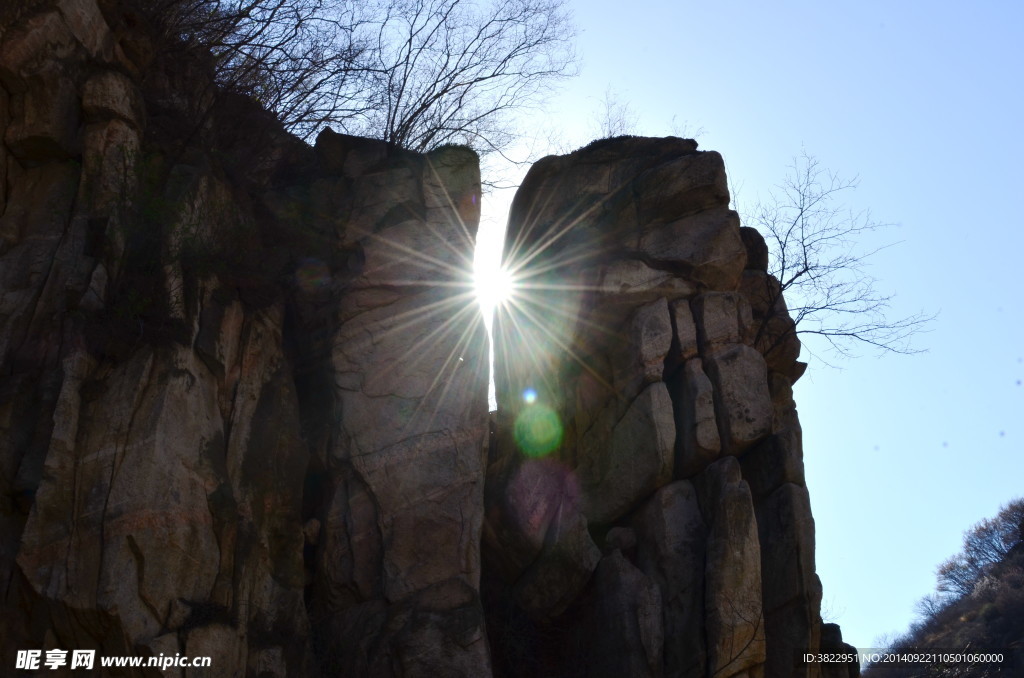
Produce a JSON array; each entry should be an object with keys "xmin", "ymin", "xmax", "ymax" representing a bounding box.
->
[
  {"xmin": 144, "ymin": 0, "xmax": 371, "ymax": 139},
  {"xmin": 358, "ymin": 0, "xmax": 575, "ymax": 154},
  {"xmin": 937, "ymin": 498, "xmax": 1024, "ymax": 598},
  {"xmin": 819, "ymin": 595, "xmax": 846, "ymax": 624},
  {"xmin": 744, "ymin": 152, "xmax": 933, "ymax": 360},
  {"xmin": 667, "ymin": 114, "xmax": 705, "ymax": 141},
  {"xmin": 590, "ymin": 86, "xmax": 638, "ymax": 139},
  {"xmin": 143, "ymin": 0, "xmax": 575, "ymax": 152},
  {"xmin": 913, "ymin": 591, "xmax": 950, "ymax": 619}
]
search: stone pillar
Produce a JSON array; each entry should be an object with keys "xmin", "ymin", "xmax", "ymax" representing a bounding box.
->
[{"xmin": 485, "ymin": 136, "xmax": 852, "ymax": 678}]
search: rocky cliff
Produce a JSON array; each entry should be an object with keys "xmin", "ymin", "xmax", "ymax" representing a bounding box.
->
[
  {"xmin": 1, "ymin": 1, "xmax": 856, "ymax": 676},
  {"xmin": 483, "ymin": 137, "xmax": 859, "ymax": 678}
]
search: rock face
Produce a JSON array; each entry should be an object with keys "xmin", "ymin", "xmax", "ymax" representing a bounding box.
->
[
  {"xmin": 484, "ymin": 136, "xmax": 846, "ymax": 678},
  {"xmin": 1, "ymin": 2, "xmax": 488, "ymax": 676},
  {"xmin": 1, "ymin": 3, "xmax": 853, "ymax": 677}
]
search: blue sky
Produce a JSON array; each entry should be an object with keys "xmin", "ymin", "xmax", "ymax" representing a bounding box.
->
[{"xmin": 475, "ymin": 0, "xmax": 1024, "ymax": 647}]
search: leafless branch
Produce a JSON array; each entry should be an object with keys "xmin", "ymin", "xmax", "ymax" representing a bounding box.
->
[
  {"xmin": 744, "ymin": 151, "xmax": 934, "ymax": 361},
  {"xmin": 141, "ymin": 0, "xmax": 576, "ymax": 151},
  {"xmin": 356, "ymin": 0, "xmax": 576, "ymax": 154},
  {"xmin": 590, "ymin": 86, "xmax": 639, "ymax": 139}
]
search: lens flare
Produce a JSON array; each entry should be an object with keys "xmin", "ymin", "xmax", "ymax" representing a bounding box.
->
[
  {"xmin": 295, "ymin": 258, "xmax": 332, "ymax": 293},
  {"xmin": 522, "ymin": 387, "xmax": 537, "ymax": 404},
  {"xmin": 506, "ymin": 458, "xmax": 581, "ymax": 545},
  {"xmin": 514, "ymin": 403, "xmax": 563, "ymax": 457}
]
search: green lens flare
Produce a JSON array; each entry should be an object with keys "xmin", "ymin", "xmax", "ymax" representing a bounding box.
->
[{"xmin": 514, "ymin": 404, "xmax": 563, "ymax": 458}]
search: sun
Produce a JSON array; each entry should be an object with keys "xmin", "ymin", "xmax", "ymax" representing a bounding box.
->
[{"xmin": 474, "ymin": 264, "xmax": 515, "ymax": 322}]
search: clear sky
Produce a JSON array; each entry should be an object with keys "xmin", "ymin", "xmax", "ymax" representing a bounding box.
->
[{"xmin": 474, "ymin": 0, "xmax": 1024, "ymax": 647}]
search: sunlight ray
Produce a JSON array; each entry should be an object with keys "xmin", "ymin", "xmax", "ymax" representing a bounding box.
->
[
  {"xmin": 492, "ymin": 287, "xmax": 572, "ymax": 385},
  {"xmin": 502, "ymin": 171, "xmax": 568, "ymax": 265},
  {"xmin": 339, "ymin": 299, "xmax": 475, "ymax": 368},
  {"xmin": 503, "ymin": 177, "xmax": 633, "ymax": 273},
  {"xmin": 510, "ymin": 292, "xmax": 623, "ymax": 347},
  {"xmin": 498, "ymin": 293, "xmax": 618, "ymax": 400},
  {"xmin": 337, "ymin": 292, "xmax": 474, "ymax": 349},
  {"xmin": 333, "ymin": 289, "xmax": 478, "ymax": 365},
  {"xmin": 370, "ymin": 297, "xmax": 483, "ymax": 387},
  {"xmin": 491, "ymin": 309, "xmax": 563, "ymax": 405},
  {"xmin": 358, "ymin": 227, "xmax": 475, "ymax": 281},
  {"xmin": 506, "ymin": 239, "xmax": 619, "ymax": 279},
  {"xmin": 408, "ymin": 311, "xmax": 489, "ymax": 432},
  {"xmin": 394, "ymin": 298, "xmax": 483, "ymax": 364}
]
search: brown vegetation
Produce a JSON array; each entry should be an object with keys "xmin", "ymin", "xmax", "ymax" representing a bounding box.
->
[{"xmin": 865, "ymin": 499, "xmax": 1024, "ymax": 678}]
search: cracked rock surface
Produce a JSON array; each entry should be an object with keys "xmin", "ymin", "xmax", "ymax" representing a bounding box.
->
[
  {"xmin": 485, "ymin": 136, "xmax": 853, "ymax": 678},
  {"xmin": 1, "ymin": 3, "xmax": 856, "ymax": 676}
]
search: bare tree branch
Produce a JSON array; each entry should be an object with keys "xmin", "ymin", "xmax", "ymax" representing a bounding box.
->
[
  {"xmin": 744, "ymin": 151, "xmax": 935, "ymax": 362},
  {"xmin": 937, "ymin": 498, "xmax": 1024, "ymax": 598},
  {"xmin": 141, "ymin": 0, "xmax": 576, "ymax": 151},
  {"xmin": 357, "ymin": 0, "xmax": 576, "ymax": 153},
  {"xmin": 590, "ymin": 86, "xmax": 639, "ymax": 139}
]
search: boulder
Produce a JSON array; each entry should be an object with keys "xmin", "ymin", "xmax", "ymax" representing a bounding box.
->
[
  {"xmin": 698, "ymin": 457, "xmax": 766, "ymax": 678},
  {"xmin": 740, "ymin": 226, "xmax": 769, "ymax": 272},
  {"xmin": 322, "ymin": 145, "xmax": 491, "ymax": 675},
  {"xmin": 579, "ymin": 381, "xmax": 675, "ymax": 525},
  {"xmin": 633, "ymin": 481, "xmax": 708, "ymax": 678},
  {"xmin": 633, "ymin": 297, "xmax": 674, "ymax": 383},
  {"xmin": 756, "ymin": 484, "xmax": 818, "ymax": 614},
  {"xmin": 511, "ymin": 499, "xmax": 601, "ymax": 619},
  {"xmin": 483, "ymin": 457, "xmax": 580, "ymax": 581},
  {"xmin": 55, "ymin": 0, "xmax": 114, "ymax": 60},
  {"xmin": 309, "ymin": 469, "xmax": 383, "ymax": 613},
  {"xmin": 574, "ymin": 552, "xmax": 664, "ymax": 678},
  {"xmin": 704, "ymin": 344, "xmax": 773, "ymax": 454},
  {"xmin": 675, "ymin": 358, "xmax": 721, "ymax": 477},
  {"xmin": 314, "ymin": 127, "xmax": 390, "ymax": 177},
  {"xmin": 740, "ymin": 434, "xmax": 805, "ymax": 503},
  {"xmin": 603, "ymin": 526, "xmax": 637, "ymax": 553},
  {"xmin": 638, "ymin": 208, "xmax": 747, "ymax": 291},
  {"xmin": 669, "ymin": 297, "xmax": 700, "ymax": 361},
  {"xmin": 17, "ymin": 348, "xmax": 224, "ymax": 643},
  {"xmin": 740, "ymin": 270, "xmax": 801, "ymax": 374},
  {"xmin": 0, "ymin": 161, "xmax": 79, "ymax": 254},
  {"xmin": 489, "ymin": 136, "xmax": 850, "ymax": 677},
  {"xmin": 819, "ymin": 624, "xmax": 861, "ymax": 678},
  {"xmin": 596, "ymin": 259, "xmax": 695, "ymax": 304},
  {"xmin": 82, "ymin": 70, "xmax": 143, "ymax": 126},
  {"xmin": 80, "ymin": 118, "xmax": 139, "ymax": 217},
  {"xmin": 635, "ymin": 149, "xmax": 731, "ymax": 223},
  {"xmin": 3, "ymin": 66, "xmax": 80, "ymax": 162},
  {"xmin": 692, "ymin": 292, "xmax": 753, "ymax": 350}
]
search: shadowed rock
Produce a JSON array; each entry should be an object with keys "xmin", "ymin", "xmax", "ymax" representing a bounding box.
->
[{"xmin": 1, "ymin": 7, "xmax": 856, "ymax": 674}]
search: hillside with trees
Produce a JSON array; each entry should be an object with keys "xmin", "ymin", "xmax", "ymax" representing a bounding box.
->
[{"xmin": 865, "ymin": 499, "xmax": 1024, "ymax": 677}]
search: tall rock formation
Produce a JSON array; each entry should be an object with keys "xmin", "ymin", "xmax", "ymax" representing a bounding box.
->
[
  {"xmin": 0, "ymin": 1, "xmax": 858, "ymax": 676},
  {"xmin": 1, "ymin": 2, "xmax": 489, "ymax": 675},
  {"xmin": 484, "ymin": 137, "xmax": 855, "ymax": 678}
]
